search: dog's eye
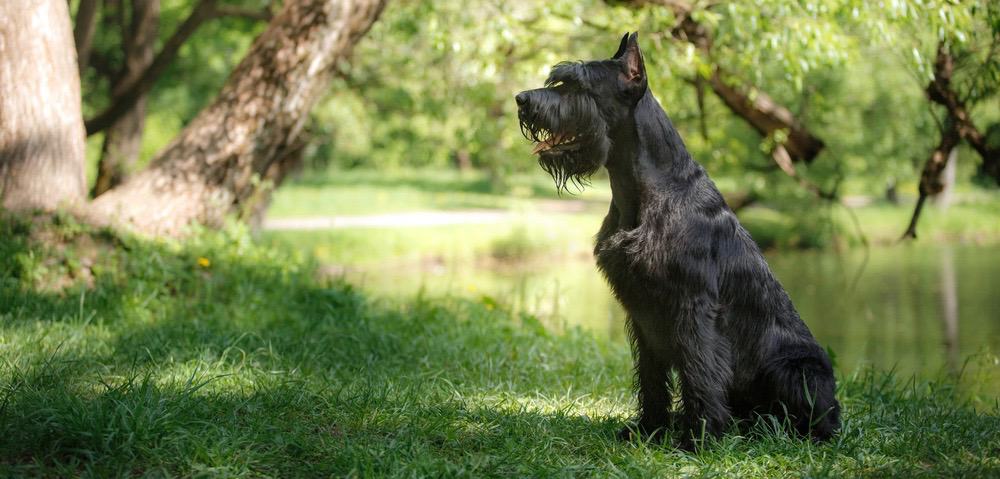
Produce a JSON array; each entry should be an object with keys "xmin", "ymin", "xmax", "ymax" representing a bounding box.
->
[{"xmin": 553, "ymin": 80, "xmax": 580, "ymax": 92}]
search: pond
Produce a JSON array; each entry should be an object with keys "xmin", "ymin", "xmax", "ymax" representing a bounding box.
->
[{"xmin": 336, "ymin": 243, "xmax": 1000, "ymax": 397}]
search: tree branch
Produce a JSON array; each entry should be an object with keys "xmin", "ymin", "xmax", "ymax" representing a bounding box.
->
[
  {"xmin": 84, "ymin": 0, "xmax": 273, "ymax": 136},
  {"xmin": 613, "ymin": 0, "xmax": 824, "ymax": 165},
  {"xmin": 707, "ymin": 69, "xmax": 825, "ymax": 163},
  {"xmin": 925, "ymin": 43, "xmax": 1000, "ymax": 184},
  {"xmin": 900, "ymin": 42, "xmax": 997, "ymax": 240}
]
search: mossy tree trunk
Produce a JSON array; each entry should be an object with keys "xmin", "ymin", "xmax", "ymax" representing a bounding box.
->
[{"xmin": 89, "ymin": 0, "xmax": 388, "ymax": 235}]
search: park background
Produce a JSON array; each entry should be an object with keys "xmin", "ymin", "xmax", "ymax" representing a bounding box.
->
[{"xmin": 1, "ymin": 0, "xmax": 999, "ymax": 476}]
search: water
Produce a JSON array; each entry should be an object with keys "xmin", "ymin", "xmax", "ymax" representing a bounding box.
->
[{"xmin": 341, "ymin": 244, "xmax": 1000, "ymax": 396}]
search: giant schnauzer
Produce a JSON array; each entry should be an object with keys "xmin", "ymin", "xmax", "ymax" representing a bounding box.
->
[{"xmin": 515, "ymin": 33, "xmax": 840, "ymax": 449}]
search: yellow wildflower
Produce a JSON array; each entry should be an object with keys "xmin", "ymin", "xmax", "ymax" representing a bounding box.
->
[{"xmin": 197, "ymin": 257, "xmax": 211, "ymax": 268}]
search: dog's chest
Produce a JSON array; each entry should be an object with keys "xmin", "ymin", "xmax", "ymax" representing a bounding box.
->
[{"xmin": 594, "ymin": 225, "xmax": 672, "ymax": 310}]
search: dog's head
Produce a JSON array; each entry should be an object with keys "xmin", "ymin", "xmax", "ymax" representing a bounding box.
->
[{"xmin": 515, "ymin": 32, "xmax": 648, "ymax": 192}]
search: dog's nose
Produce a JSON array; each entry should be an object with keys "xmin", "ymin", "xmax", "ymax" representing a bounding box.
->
[{"xmin": 515, "ymin": 92, "xmax": 528, "ymax": 107}]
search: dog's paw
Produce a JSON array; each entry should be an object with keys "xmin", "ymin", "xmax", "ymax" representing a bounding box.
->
[
  {"xmin": 616, "ymin": 425, "xmax": 638, "ymax": 442},
  {"xmin": 675, "ymin": 435, "xmax": 700, "ymax": 452},
  {"xmin": 616, "ymin": 423, "xmax": 667, "ymax": 443}
]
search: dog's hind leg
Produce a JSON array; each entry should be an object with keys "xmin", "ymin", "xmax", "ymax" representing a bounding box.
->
[{"xmin": 759, "ymin": 342, "xmax": 841, "ymax": 441}]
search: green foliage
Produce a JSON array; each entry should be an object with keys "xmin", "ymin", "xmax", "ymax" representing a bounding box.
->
[
  {"xmin": 76, "ymin": 0, "xmax": 1000, "ymax": 204},
  {"xmin": 489, "ymin": 225, "xmax": 548, "ymax": 262},
  {"xmin": 306, "ymin": 0, "xmax": 999, "ymax": 198},
  {"xmin": 2, "ymin": 218, "xmax": 999, "ymax": 476}
]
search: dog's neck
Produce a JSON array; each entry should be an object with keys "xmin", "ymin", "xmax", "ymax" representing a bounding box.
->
[{"xmin": 604, "ymin": 90, "xmax": 699, "ymax": 230}]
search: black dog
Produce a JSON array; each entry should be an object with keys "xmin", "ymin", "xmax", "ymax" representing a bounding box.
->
[{"xmin": 515, "ymin": 33, "xmax": 840, "ymax": 449}]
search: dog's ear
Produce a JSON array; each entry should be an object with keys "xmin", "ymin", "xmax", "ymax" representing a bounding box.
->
[
  {"xmin": 612, "ymin": 32, "xmax": 630, "ymax": 59},
  {"xmin": 619, "ymin": 32, "xmax": 647, "ymax": 96},
  {"xmin": 622, "ymin": 32, "xmax": 645, "ymax": 83}
]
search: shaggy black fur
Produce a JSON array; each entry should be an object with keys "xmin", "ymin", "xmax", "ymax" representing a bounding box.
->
[{"xmin": 515, "ymin": 33, "xmax": 840, "ymax": 449}]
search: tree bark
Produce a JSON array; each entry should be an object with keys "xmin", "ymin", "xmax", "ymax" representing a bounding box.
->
[
  {"xmin": 0, "ymin": 0, "xmax": 87, "ymax": 212},
  {"xmin": 92, "ymin": 0, "xmax": 160, "ymax": 197},
  {"xmin": 933, "ymin": 148, "xmax": 957, "ymax": 208},
  {"xmin": 89, "ymin": 0, "xmax": 387, "ymax": 236}
]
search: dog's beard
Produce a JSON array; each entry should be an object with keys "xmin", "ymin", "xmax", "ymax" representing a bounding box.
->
[
  {"xmin": 535, "ymin": 138, "xmax": 608, "ymax": 193},
  {"xmin": 518, "ymin": 98, "xmax": 609, "ymax": 193}
]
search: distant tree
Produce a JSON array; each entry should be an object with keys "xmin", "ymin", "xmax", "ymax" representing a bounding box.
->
[
  {"xmin": 0, "ymin": 0, "xmax": 87, "ymax": 212},
  {"xmin": 88, "ymin": 0, "xmax": 388, "ymax": 235},
  {"xmin": 899, "ymin": 1, "xmax": 1000, "ymax": 239}
]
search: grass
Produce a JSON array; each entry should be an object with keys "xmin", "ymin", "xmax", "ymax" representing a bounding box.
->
[{"xmin": 2, "ymin": 215, "xmax": 999, "ymax": 477}]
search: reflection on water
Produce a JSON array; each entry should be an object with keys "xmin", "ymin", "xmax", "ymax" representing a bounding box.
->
[{"xmin": 339, "ymin": 244, "xmax": 1000, "ymax": 395}]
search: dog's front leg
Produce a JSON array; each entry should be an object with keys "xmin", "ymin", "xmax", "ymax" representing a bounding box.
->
[
  {"xmin": 674, "ymin": 291, "xmax": 733, "ymax": 450},
  {"xmin": 618, "ymin": 328, "xmax": 674, "ymax": 442}
]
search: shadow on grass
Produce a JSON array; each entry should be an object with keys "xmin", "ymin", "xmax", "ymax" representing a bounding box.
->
[{"xmin": 1, "ymin": 214, "xmax": 998, "ymax": 477}]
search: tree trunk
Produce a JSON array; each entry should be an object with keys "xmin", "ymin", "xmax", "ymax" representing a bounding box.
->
[
  {"xmin": 73, "ymin": 0, "xmax": 101, "ymax": 75},
  {"xmin": 932, "ymin": 148, "xmax": 957, "ymax": 208},
  {"xmin": 901, "ymin": 119, "xmax": 960, "ymax": 240},
  {"xmin": 0, "ymin": 0, "xmax": 87, "ymax": 212},
  {"xmin": 92, "ymin": 0, "xmax": 160, "ymax": 197},
  {"xmin": 89, "ymin": 0, "xmax": 387, "ymax": 235}
]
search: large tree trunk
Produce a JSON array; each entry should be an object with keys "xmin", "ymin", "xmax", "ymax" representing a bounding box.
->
[
  {"xmin": 89, "ymin": 0, "xmax": 387, "ymax": 235},
  {"xmin": 92, "ymin": 0, "xmax": 160, "ymax": 197},
  {"xmin": 0, "ymin": 0, "xmax": 87, "ymax": 212}
]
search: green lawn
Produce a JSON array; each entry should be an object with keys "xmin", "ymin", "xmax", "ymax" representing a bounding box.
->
[{"xmin": 2, "ymin": 216, "xmax": 998, "ymax": 477}]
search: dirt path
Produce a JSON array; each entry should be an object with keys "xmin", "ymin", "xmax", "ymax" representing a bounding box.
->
[
  {"xmin": 262, "ymin": 209, "xmax": 514, "ymax": 230},
  {"xmin": 262, "ymin": 199, "xmax": 600, "ymax": 231}
]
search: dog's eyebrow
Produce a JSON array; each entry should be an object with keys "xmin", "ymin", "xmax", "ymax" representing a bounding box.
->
[{"xmin": 546, "ymin": 62, "xmax": 586, "ymax": 87}]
